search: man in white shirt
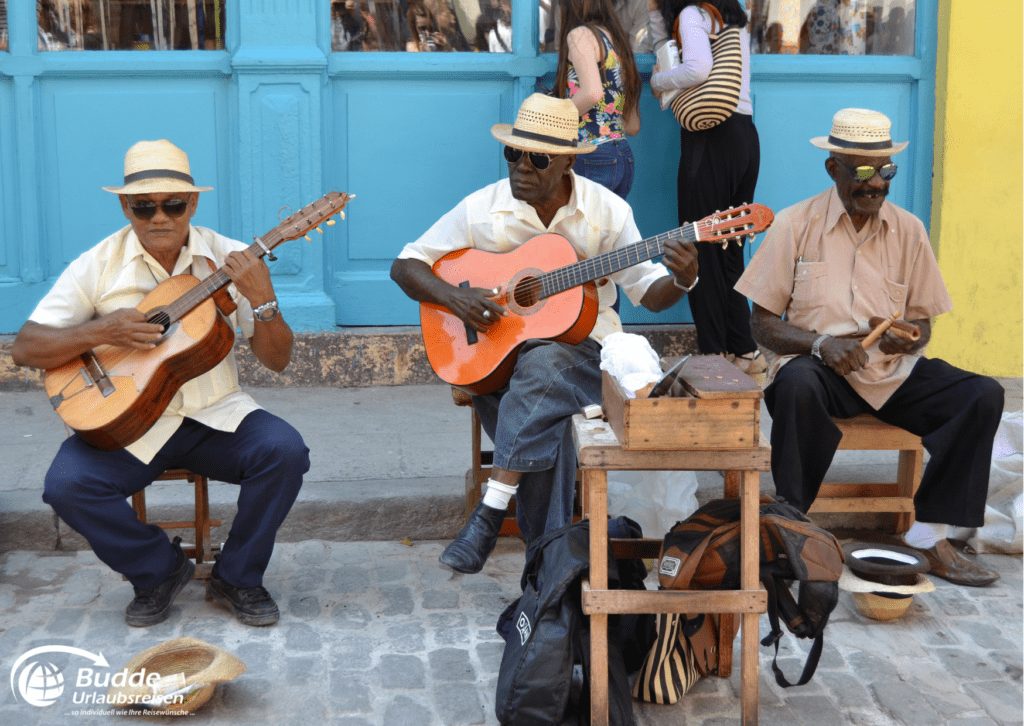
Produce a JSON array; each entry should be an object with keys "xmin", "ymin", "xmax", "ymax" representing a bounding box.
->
[
  {"xmin": 12, "ymin": 140, "xmax": 309, "ymax": 626},
  {"xmin": 391, "ymin": 94, "xmax": 699, "ymax": 574}
]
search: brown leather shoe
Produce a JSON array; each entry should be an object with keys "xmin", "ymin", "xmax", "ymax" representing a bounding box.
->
[{"xmin": 910, "ymin": 539, "xmax": 1000, "ymax": 587}]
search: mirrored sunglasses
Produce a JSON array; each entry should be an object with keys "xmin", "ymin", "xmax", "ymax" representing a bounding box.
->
[
  {"xmin": 129, "ymin": 199, "xmax": 190, "ymax": 220},
  {"xmin": 844, "ymin": 162, "xmax": 898, "ymax": 182},
  {"xmin": 503, "ymin": 145, "xmax": 551, "ymax": 170}
]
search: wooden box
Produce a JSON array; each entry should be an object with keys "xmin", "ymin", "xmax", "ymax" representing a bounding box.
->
[{"xmin": 601, "ymin": 356, "xmax": 762, "ymax": 450}]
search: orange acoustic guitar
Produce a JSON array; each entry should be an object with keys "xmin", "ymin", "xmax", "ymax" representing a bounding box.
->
[
  {"xmin": 421, "ymin": 203, "xmax": 774, "ymax": 395},
  {"xmin": 44, "ymin": 192, "xmax": 353, "ymax": 451}
]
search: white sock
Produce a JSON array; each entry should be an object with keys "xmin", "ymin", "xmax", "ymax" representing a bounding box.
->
[
  {"xmin": 903, "ymin": 521, "xmax": 949, "ymax": 549},
  {"xmin": 481, "ymin": 479, "xmax": 517, "ymax": 510}
]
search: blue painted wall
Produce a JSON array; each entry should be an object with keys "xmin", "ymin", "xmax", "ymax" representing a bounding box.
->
[{"xmin": 0, "ymin": 0, "xmax": 936, "ymax": 333}]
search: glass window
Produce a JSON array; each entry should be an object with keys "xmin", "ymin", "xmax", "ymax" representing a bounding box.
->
[
  {"xmin": 37, "ymin": 0, "xmax": 226, "ymax": 51},
  {"xmin": 331, "ymin": 0, "xmax": 509, "ymax": 52},
  {"xmin": 542, "ymin": 0, "xmax": 653, "ymax": 55},
  {"xmin": 749, "ymin": 0, "xmax": 915, "ymax": 55}
]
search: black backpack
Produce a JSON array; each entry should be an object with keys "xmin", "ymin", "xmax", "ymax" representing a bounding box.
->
[
  {"xmin": 495, "ymin": 518, "xmax": 654, "ymax": 725},
  {"xmin": 658, "ymin": 496, "xmax": 845, "ymax": 687}
]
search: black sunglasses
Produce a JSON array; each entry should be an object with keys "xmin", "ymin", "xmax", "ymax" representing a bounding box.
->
[
  {"xmin": 129, "ymin": 198, "xmax": 190, "ymax": 220},
  {"xmin": 839, "ymin": 161, "xmax": 898, "ymax": 182},
  {"xmin": 504, "ymin": 145, "xmax": 551, "ymax": 170}
]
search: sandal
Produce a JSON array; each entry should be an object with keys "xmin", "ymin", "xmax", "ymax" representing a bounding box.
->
[{"xmin": 733, "ymin": 349, "xmax": 767, "ymax": 375}]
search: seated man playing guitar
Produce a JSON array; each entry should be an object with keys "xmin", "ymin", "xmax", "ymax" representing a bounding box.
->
[
  {"xmin": 11, "ymin": 140, "xmax": 310, "ymax": 626},
  {"xmin": 391, "ymin": 94, "xmax": 699, "ymax": 574}
]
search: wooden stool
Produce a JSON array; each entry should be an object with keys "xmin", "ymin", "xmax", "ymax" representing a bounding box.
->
[
  {"xmin": 812, "ymin": 414, "xmax": 923, "ymax": 533},
  {"xmin": 131, "ymin": 469, "xmax": 221, "ymax": 578}
]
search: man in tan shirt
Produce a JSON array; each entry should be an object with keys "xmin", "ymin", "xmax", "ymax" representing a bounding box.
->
[
  {"xmin": 735, "ymin": 109, "xmax": 1003, "ymax": 587},
  {"xmin": 12, "ymin": 140, "xmax": 309, "ymax": 626}
]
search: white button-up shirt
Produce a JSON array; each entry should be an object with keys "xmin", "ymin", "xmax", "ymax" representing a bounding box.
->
[
  {"xmin": 29, "ymin": 225, "xmax": 262, "ymax": 463},
  {"xmin": 398, "ymin": 171, "xmax": 669, "ymax": 343}
]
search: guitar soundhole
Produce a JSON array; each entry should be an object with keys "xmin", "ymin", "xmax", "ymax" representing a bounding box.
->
[
  {"xmin": 513, "ymin": 277, "xmax": 541, "ymax": 308},
  {"xmin": 148, "ymin": 310, "xmax": 171, "ymax": 333}
]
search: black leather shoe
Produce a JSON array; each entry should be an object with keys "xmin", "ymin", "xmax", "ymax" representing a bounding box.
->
[
  {"xmin": 439, "ymin": 502, "xmax": 507, "ymax": 574},
  {"xmin": 207, "ymin": 564, "xmax": 280, "ymax": 626},
  {"xmin": 125, "ymin": 537, "xmax": 194, "ymax": 627}
]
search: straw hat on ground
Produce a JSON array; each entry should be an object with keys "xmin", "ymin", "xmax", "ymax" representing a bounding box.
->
[
  {"xmin": 491, "ymin": 94, "xmax": 595, "ymax": 155},
  {"xmin": 810, "ymin": 108, "xmax": 908, "ymax": 157},
  {"xmin": 107, "ymin": 637, "xmax": 246, "ymax": 714},
  {"xmin": 839, "ymin": 542, "xmax": 935, "ymax": 621},
  {"xmin": 103, "ymin": 139, "xmax": 213, "ymax": 195}
]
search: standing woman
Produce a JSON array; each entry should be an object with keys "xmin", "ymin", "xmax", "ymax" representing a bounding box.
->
[
  {"xmin": 650, "ymin": 0, "xmax": 764, "ymax": 373},
  {"xmin": 555, "ymin": 0, "xmax": 642, "ymax": 200}
]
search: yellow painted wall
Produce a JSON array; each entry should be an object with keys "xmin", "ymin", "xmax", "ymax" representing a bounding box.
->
[{"xmin": 929, "ymin": 1, "xmax": 1023, "ymax": 377}]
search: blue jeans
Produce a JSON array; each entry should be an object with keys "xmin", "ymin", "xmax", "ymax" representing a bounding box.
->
[
  {"xmin": 573, "ymin": 138, "xmax": 634, "ymax": 200},
  {"xmin": 43, "ymin": 410, "xmax": 309, "ymax": 590},
  {"xmin": 471, "ymin": 338, "xmax": 603, "ymax": 551}
]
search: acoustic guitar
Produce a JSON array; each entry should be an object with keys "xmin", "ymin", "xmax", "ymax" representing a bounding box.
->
[
  {"xmin": 420, "ymin": 203, "xmax": 773, "ymax": 395},
  {"xmin": 44, "ymin": 191, "xmax": 352, "ymax": 451}
]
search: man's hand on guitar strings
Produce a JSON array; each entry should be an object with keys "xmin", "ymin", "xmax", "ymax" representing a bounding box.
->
[
  {"xmin": 97, "ymin": 309, "xmax": 164, "ymax": 351},
  {"xmin": 662, "ymin": 239, "xmax": 699, "ymax": 289},
  {"xmin": 446, "ymin": 285, "xmax": 507, "ymax": 333},
  {"xmin": 223, "ymin": 249, "xmax": 277, "ymax": 308}
]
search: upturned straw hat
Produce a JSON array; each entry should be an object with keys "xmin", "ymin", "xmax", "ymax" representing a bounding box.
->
[
  {"xmin": 106, "ymin": 637, "xmax": 246, "ymax": 715},
  {"xmin": 491, "ymin": 94, "xmax": 595, "ymax": 155},
  {"xmin": 810, "ymin": 108, "xmax": 908, "ymax": 156},
  {"xmin": 103, "ymin": 139, "xmax": 213, "ymax": 195}
]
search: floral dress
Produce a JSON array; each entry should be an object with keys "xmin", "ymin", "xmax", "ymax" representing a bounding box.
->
[{"xmin": 566, "ymin": 29, "xmax": 626, "ymax": 145}]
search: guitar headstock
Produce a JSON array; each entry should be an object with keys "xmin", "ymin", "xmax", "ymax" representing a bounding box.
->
[
  {"xmin": 695, "ymin": 203, "xmax": 774, "ymax": 248},
  {"xmin": 259, "ymin": 192, "xmax": 354, "ymax": 255}
]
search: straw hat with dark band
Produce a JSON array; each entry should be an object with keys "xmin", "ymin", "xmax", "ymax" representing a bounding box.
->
[
  {"xmin": 810, "ymin": 108, "xmax": 908, "ymax": 157},
  {"xmin": 491, "ymin": 94, "xmax": 595, "ymax": 155},
  {"xmin": 103, "ymin": 139, "xmax": 213, "ymax": 195}
]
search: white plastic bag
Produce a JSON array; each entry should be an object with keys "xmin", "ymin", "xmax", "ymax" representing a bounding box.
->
[
  {"xmin": 964, "ymin": 411, "xmax": 1023, "ymax": 554},
  {"xmin": 599, "ymin": 332, "xmax": 663, "ymax": 398},
  {"xmin": 606, "ymin": 469, "xmax": 699, "ymax": 540}
]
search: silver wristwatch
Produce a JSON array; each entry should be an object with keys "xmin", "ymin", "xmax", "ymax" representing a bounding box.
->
[
  {"xmin": 253, "ymin": 300, "xmax": 280, "ymax": 322},
  {"xmin": 811, "ymin": 334, "xmax": 831, "ymax": 361},
  {"xmin": 672, "ymin": 275, "xmax": 699, "ymax": 293}
]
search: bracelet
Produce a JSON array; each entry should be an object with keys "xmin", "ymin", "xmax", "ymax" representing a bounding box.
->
[
  {"xmin": 811, "ymin": 334, "xmax": 831, "ymax": 361},
  {"xmin": 672, "ymin": 275, "xmax": 698, "ymax": 293}
]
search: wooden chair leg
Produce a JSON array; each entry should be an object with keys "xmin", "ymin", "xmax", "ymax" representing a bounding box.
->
[
  {"xmin": 717, "ymin": 613, "xmax": 735, "ymax": 678},
  {"xmin": 894, "ymin": 448, "xmax": 923, "ymax": 533},
  {"xmin": 724, "ymin": 470, "xmax": 741, "ymax": 499}
]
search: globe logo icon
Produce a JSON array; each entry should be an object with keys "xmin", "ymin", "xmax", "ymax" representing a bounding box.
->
[{"xmin": 18, "ymin": 661, "xmax": 64, "ymax": 707}]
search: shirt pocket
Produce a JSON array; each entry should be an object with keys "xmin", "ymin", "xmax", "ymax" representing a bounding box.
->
[
  {"xmin": 791, "ymin": 261, "xmax": 828, "ymax": 305},
  {"xmin": 883, "ymin": 276, "xmax": 908, "ymax": 314}
]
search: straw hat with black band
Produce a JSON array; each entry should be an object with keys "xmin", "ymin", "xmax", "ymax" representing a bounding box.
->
[
  {"xmin": 810, "ymin": 108, "xmax": 908, "ymax": 157},
  {"xmin": 491, "ymin": 93, "xmax": 595, "ymax": 156},
  {"xmin": 103, "ymin": 139, "xmax": 213, "ymax": 195}
]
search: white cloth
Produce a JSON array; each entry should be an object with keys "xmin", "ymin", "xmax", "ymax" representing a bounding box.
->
[
  {"xmin": 967, "ymin": 411, "xmax": 1024, "ymax": 554},
  {"xmin": 29, "ymin": 225, "xmax": 261, "ymax": 463},
  {"xmin": 397, "ymin": 172, "xmax": 669, "ymax": 343}
]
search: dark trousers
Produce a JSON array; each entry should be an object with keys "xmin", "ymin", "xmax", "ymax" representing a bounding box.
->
[
  {"xmin": 43, "ymin": 410, "xmax": 309, "ymax": 590},
  {"xmin": 677, "ymin": 113, "xmax": 760, "ymax": 356},
  {"xmin": 764, "ymin": 356, "xmax": 1004, "ymax": 526}
]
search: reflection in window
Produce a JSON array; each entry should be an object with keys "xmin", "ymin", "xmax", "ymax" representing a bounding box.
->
[
  {"xmin": 0, "ymin": 1, "xmax": 7, "ymax": 52},
  {"xmin": 749, "ymin": 0, "xmax": 914, "ymax": 55},
  {"xmin": 331, "ymin": 0, "xmax": 507, "ymax": 52},
  {"xmin": 37, "ymin": 0, "xmax": 226, "ymax": 51}
]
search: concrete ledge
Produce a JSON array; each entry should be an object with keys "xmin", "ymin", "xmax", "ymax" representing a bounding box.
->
[{"xmin": 0, "ymin": 324, "xmax": 697, "ymax": 390}]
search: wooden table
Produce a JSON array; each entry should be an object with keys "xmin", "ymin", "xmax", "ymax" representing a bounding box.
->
[{"xmin": 572, "ymin": 414, "xmax": 770, "ymax": 726}]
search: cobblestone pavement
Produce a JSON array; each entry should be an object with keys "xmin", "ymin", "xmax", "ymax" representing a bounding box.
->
[{"xmin": 1, "ymin": 535, "xmax": 1020, "ymax": 726}]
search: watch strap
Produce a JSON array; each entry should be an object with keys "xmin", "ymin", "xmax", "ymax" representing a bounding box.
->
[{"xmin": 811, "ymin": 334, "xmax": 830, "ymax": 361}]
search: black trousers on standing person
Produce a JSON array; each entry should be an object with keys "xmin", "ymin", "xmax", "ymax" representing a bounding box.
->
[
  {"xmin": 764, "ymin": 355, "xmax": 1004, "ymax": 526},
  {"xmin": 677, "ymin": 113, "xmax": 760, "ymax": 356}
]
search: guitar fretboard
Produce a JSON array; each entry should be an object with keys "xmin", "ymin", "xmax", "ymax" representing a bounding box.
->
[{"xmin": 538, "ymin": 224, "xmax": 698, "ymax": 299}]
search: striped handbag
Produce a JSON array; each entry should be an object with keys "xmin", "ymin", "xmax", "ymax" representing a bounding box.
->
[
  {"xmin": 631, "ymin": 612, "xmax": 701, "ymax": 704},
  {"xmin": 669, "ymin": 4, "xmax": 742, "ymax": 132}
]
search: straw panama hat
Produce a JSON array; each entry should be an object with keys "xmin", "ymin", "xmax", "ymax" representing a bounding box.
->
[
  {"xmin": 106, "ymin": 637, "xmax": 246, "ymax": 714},
  {"xmin": 838, "ymin": 542, "xmax": 935, "ymax": 621},
  {"xmin": 810, "ymin": 108, "xmax": 909, "ymax": 156},
  {"xmin": 491, "ymin": 93, "xmax": 595, "ymax": 155},
  {"xmin": 103, "ymin": 139, "xmax": 213, "ymax": 195}
]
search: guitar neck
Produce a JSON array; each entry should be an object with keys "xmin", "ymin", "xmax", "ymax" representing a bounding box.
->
[
  {"xmin": 154, "ymin": 237, "xmax": 280, "ymax": 324},
  {"xmin": 538, "ymin": 224, "xmax": 698, "ymax": 299}
]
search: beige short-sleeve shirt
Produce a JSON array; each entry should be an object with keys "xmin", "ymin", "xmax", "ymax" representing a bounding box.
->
[
  {"xmin": 29, "ymin": 225, "xmax": 262, "ymax": 463},
  {"xmin": 735, "ymin": 186, "xmax": 953, "ymax": 409},
  {"xmin": 397, "ymin": 171, "xmax": 669, "ymax": 343}
]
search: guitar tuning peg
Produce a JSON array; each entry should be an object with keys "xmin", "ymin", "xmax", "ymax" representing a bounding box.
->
[
  {"xmin": 340, "ymin": 211, "xmax": 345, "ymax": 220},
  {"xmin": 304, "ymin": 235, "xmax": 312, "ymax": 241},
  {"xmin": 326, "ymin": 219, "xmax": 336, "ymax": 226},
  {"xmin": 316, "ymin": 227, "xmax": 323, "ymax": 234},
  {"xmin": 721, "ymin": 241, "xmax": 728, "ymax": 249},
  {"xmin": 737, "ymin": 238, "xmax": 744, "ymax": 247}
]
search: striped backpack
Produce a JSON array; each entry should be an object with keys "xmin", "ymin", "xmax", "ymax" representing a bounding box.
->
[{"xmin": 669, "ymin": 3, "xmax": 742, "ymax": 133}]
